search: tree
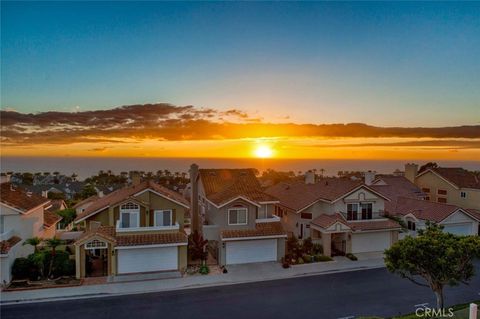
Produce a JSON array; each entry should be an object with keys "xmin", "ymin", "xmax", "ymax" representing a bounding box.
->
[
  {"xmin": 56, "ymin": 208, "xmax": 77, "ymax": 228},
  {"xmin": 44, "ymin": 237, "xmax": 64, "ymax": 278},
  {"xmin": 188, "ymin": 231, "xmax": 208, "ymax": 262},
  {"xmin": 385, "ymin": 223, "xmax": 480, "ymax": 309},
  {"xmin": 23, "ymin": 237, "xmax": 42, "ymax": 253},
  {"xmin": 80, "ymin": 184, "xmax": 97, "ymax": 199}
]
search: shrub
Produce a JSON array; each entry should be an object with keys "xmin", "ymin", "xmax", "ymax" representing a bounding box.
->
[
  {"xmin": 282, "ymin": 262, "xmax": 290, "ymax": 269},
  {"xmin": 346, "ymin": 253, "xmax": 358, "ymax": 261},
  {"xmin": 316, "ymin": 255, "xmax": 333, "ymax": 262},
  {"xmin": 12, "ymin": 258, "xmax": 32, "ymax": 279},
  {"xmin": 302, "ymin": 238, "xmax": 313, "ymax": 255},
  {"xmin": 302, "ymin": 254, "xmax": 312, "ymax": 263},
  {"xmin": 287, "ymin": 236, "xmax": 301, "ymax": 258},
  {"xmin": 313, "ymin": 243, "xmax": 323, "ymax": 255},
  {"xmin": 199, "ymin": 264, "xmax": 210, "ymax": 275},
  {"xmin": 188, "ymin": 231, "xmax": 208, "ymax": 261},
  {"xmin": 297, "ymin": 257, "xmax": 304, "ymax": 265}
]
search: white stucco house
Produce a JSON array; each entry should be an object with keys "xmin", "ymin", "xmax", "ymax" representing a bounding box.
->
[{"xmin": 0, "ymin": 183, "xmax": 61, "ymax": 285}]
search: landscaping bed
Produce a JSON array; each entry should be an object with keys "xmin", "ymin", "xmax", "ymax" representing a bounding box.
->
[
  {"xmin": 283, "ymin": 236, "xmax": 337, "ymax": 267},
  {"xmin": 4, "ymin": 277, "xmax": 82, "ymax": 291}
]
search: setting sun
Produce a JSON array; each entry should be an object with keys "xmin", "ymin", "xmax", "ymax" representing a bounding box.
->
[{"xmin": 254, "ymin": 144, "xmax": 274, "ymax": 158}]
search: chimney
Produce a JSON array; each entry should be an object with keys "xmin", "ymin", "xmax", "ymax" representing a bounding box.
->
[
  {"xmin": 132, "ymin": 172, "xmax": 141, "ymax": 186},
  {"xmin": 364, "ymin": 171, "xmax": 376, "ymax": 186},
  {"xmin": 305, "ymin": 171, "xmax": 315, "ymax": 184},
  {"xmin": 404, "ymin": 163, "xmax": 418, "ymax": 183},
  {"xmin": 98, "ymin": 190, "xmax": 104, "ymax": 198},
  {"xmin": 189, "ymin": 163, "xmax": 200, "ymax": 233},
  {"xmin": 41, "ymin": 190, "xmax": 48, "ymax": 198}
]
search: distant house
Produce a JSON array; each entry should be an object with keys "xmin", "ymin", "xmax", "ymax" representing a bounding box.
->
[
  {"xmin": 405, "ymin": 163, "xmax": 480, "ymax": 210},
  {"xmin": 0, "ymin": 183, "xmax": 61, "ymax": 285},
  {"xmin": 190, "ymin": 165, "xmax": 286, "ymax": 266},
  {"xmin": 371, "ymin": 175, "xmax": 479, "ymax": 237},
  {"xmin": 265, "ymin": 172, "xmax": 400, "ymax": 257},
  {"xmin": 72, "ymin": 180, "xmax": 189, "ymax": 278},
  {"xmin": 25, "ymin": 181, "xmax": 86, "ymax": 200}
]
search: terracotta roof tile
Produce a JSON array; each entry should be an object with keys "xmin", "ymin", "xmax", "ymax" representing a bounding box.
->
[
  {"xmin": 0, "ymin": 236, "xmax": 22, "ymax": 254},
  {"xmin": 429, "ymin": 167, "xmax": 480, "ymax": 189},
  {"xmin": 44, "ymin": 211, "xmax": 62, "ymax": 228},
  {"xmin": 75, "ymin": 226, "xmax": 117, "ymax": 245},
  {"xmin": 199, "ymin": 169, "xmax": 277, "ymax": 206},
  {"xmin": 466, "ymin": 209, "xmax": 480, "ymax": 222},
  {"xmin": 392, "ymin": 196, "xmax": 460, "ymax": 223},
  {"xmin": 116, "ymin": 232, "xmax": 187, "ymax": 246},
  {"xmin": 1, "ymin": 183, "xmax": 50, "ymax": 212},
  {"xmin": 371, "ymin": 175, "xmax": 425, "ymax": 213},
  {"xmin": 348, "ymin": 219, "xmax": 401, "ymax": 231},
  {"xmin": 265, "ymin": 178, "xmax": 364, "ymax": 211},
  {"xmin": 74, "ymin": 180, "xmax": 189, "ymax": 222},
  {"xmin": 311, "ymin": 213, "xmax": 349, "ymax": 229},
  {"xmin": 221, "ymin": 221, "xmax": 286, "ymax": 239},
  {"xmin": 46, "ymin": 199, "xmax": 67, "ymax": 213}
]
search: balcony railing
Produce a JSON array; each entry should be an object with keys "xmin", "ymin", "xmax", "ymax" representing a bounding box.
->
[
  {"xmin": 338, "ymin": 210, "xmax": 386, "ymax": 221},
  {"xmin": 255, "ymin": 215, "xmax": 281, "ymax": 223},
  {"xmin": 115, "ymin": 220, "xmax": 180, "ymax": 233}
]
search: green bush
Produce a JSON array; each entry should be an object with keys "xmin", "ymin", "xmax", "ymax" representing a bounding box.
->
[
  {"xmin": 313, "ymin": 243, "xmax": 323, "ymax": 254},
  {"xmin": 346, "ymin": 253, "xmax": 358, "ymax": 261},
  {"xmin": 199, "ymin": 264, "xmax": 210, "ymax": 275},
  {"xmin": 302, "ymin": 254, "xmax": 312, "ymax": 263},
  {"xmin": 12, "ymin": 257, "xmax": 32, "ymax": 279},
  {"xmin": 315, "ymin": 255, "xmax": 333, "ymax": 262},
  {"xmin": 297, "ymin": 257, "xmax": 304, "ymax": 264}
]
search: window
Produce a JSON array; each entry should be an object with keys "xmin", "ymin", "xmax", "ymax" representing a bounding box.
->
[
  {"xmin": 407, "ymin": 220, "xmax": 416, "ymax": 231},
  {"xmin": 422, "ymin": 188, "xmax": 430, "ymax": 193},
  {"xmin": 85, "ymin": 239, "xmax": 107, "ymax": 249},
  {"xmin": 461, "ymin": 191, "xmax": 467, "ymax": 198},
  {"xmin": 228, "ymin": 208, "xmax": 248, "ymax": 225},
  {"xmin": 154, "ymin": 210, "xmax": 172, "ymax": 226},
  {"xmin": 301, "ymin": 212, "xmax": 313, "ymax": 220},
  {"xmin": 438, "ymin": 197, "xmax": 447, "ymax": 203},
  {"xmin": 438, "ymin": 189, "xmax": 447, "ymax": 195},
  {"xmin": 347, "ymin": 203, "xmax": 358, "ymax": 220},
  {"xmin": 120, "ymin": 202, "xmax": 140, "ymax": 228},
  {"xmin": 361, "ymin": 203, "xmax": 373, "ymax": 220},
  {"xmin": 425, "ymin": 196, "xmax": 430, "ymax": 201}
]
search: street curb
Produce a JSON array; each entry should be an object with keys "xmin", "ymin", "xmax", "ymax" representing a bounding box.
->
[{"xmin": 0, "ymin": 264, "xmax": 386, "ymax": 305}]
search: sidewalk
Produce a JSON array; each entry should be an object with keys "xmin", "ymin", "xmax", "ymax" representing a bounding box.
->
[{"xmin": 0, "ymin": 256, "xmax": 385, "ymax": 305}]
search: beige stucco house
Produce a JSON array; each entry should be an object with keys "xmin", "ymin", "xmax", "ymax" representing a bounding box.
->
[
  {"xmin": 73, "ymin": 180, "xmax": 189, "ymax": 279},
  {"xmin": 405, "ymin": 163, "xmax": 480, "ymax": 210}
]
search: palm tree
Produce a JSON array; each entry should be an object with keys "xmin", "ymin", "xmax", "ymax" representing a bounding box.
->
[
  {"xmin": 23, "ymin": 237, "xmax": 42, "ymax": 253},
  {"xmin": 45, "ymin": 237, "xmax": 64, "ymax": 278},
  {"xmin": 319, "ymin": 168, "xmax": 325, "ymax": 178}
]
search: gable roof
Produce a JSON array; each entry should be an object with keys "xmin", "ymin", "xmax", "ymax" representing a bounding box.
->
[
  {"xmin": 392, "ymin": 196, "xmax": 466, "ymax": 223},
  {"xmin": 46, "ymin": 199, "xmax": 67, "ymax": 213},
  {"xmin": 0, "ymin": 183, "xmax": 50, "ymax": 213},
  {"xmin": 371, "ymin": 175, "xmax": 425, "ymax": 213},
  {"xmin": 265, "ymin": 178, "xmax": 388, "ymax": 212},
  {"xmin": 465, "ymin": 209, "xmax": 480, "ymax": 222},
  {"xmin": 417, "ymin": 167, "xmax": 480, "ymax": 190},
  {"xmin": 74, "ymin": 180, "xmax": 189, "ymax": 223},
  {"xmin": 311, "ymin": 213, "xmax": 350, "ymax": 230},
  {"xmin": 199, "ymin": 169, "xmax": 277, "ymax": 207},
  {"xmin": 44, "ymin": 211, "xmax": 62, "ymax": 228}
]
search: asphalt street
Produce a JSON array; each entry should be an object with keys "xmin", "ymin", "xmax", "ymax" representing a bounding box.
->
[{"xmin": 2, "ymin": 267, "xmax": 479, "ymax": 319}]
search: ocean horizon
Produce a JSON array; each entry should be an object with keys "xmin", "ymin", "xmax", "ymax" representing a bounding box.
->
[{"xmin": 1, "ymin": 156, "xmax": 479, "ymax": 180}]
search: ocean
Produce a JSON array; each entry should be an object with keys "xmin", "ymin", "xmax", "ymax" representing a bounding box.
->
[{"xmin": 1, "ymin": 157, "xmax": 479, "ymax": 179}]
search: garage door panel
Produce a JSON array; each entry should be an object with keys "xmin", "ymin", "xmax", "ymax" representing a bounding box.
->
[
  {"xmin": 117, "ymin": 246, "xmax": 178, "ymax": 274},
  {"xmin": 442, "ymin": 224, "xmax": 472, "ymax": 235},
  {"xmin": 352, "ymin": 232, "xmax": 391, "ymax": 254},
  {"xmin": 226, "ymin": 239, "xmax": 277, "ymax": 265}
]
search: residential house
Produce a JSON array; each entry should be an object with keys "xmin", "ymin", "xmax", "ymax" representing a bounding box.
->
[
  {"xmin": 25, "ymin": 181, "xmax": 86, "ymax": 200},
  {"xmin": 371, "ymin": 174, "xmax": 479, "ymax": 237},
  {"xmin": 0, "ymin": 183, "xmax": 61, "ymax": 285},
  {"xmin": 190, "ymin": 165, "xmax": 286, "ymax": 266},
  {"xmin": 72, "ymin": 180, "xmax": 189, "ymax": 279},
  {"xmin": 405, "ymin": 163, "xmax": 480, "ymax": 209},
  {"xmin": 265, "ymin": 172, "xmax": 401, "ymax": 257}
]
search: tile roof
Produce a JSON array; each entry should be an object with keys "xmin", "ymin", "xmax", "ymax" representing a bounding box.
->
[
  {"xmin": 74, "ymin": 180, "xmax": 189, "ymax": 222},
  {"xmin": 72, "ymin": 195, "xmax": 99, "ymax": 209},
  {"xmin": 44, "ymin": 211, "xmax": 62, "ymax": 228},
  {"xmin": 392, "ymin": 196, "xmax": 461, "ymax": 223},
  {"xmin": 348, "ymin": 219, "xmax": 401, "ymax": 231},
  {"xmin": 46, "ymin": 199, "xmax": 66, "ymax": 213},
  {"xmin": 116, "ymin": 232, "xmax": 187, "ymax": 246},
  {"xmin": 0, "ymin": 236, "xmax": 22, "ymax": 254},
  {"xmin": 311, "ymin": 213, "xmax": 349, "ymax": 229},
  {"xmin": 466, "ymin": 209, "xmax": 480, "ymax": 222},
  {"xmin": 265, "ymin": 178, "xmax": 365, "ymax": 211},
  {"xmin": 426, "ymin": 167, "xmax": 480, "ymax": 189},
  {"xmin": 0, "ymin": 183, "xmax": 50, "ymax": 213},
  {"xmin": 75, "ymin": 225, "xmax": 187, "ymax": 246},
  {"xmin": 199, "ymin": 169, "xmax": 278, "ymax": 206},
  {"xmin": 221, "ymin": 221, "xmax": 286, "ymax": 239},
  {"xmin": 371, "ymin": 175, "xmax": 425, "ymax": 213}
]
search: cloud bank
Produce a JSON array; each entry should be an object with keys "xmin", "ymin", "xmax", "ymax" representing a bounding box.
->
[{"xmin": 1, "ymin": 103, "xmax": 479, "ymax": 146}]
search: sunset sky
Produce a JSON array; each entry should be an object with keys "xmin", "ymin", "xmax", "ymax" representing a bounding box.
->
[{"xmin": 1, "ymin": 2, "xmax": 479, "ymax": 161}]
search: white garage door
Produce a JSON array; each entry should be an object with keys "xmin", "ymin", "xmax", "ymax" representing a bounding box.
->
[
  {"xmin": 352, "ymin": 232, "xmax": 391, "ymax": 254},
  {"xmin": 117, "ymin": 246, "xmax": 178, "ymax": 274},
  {"xmin": 226, "ymin": 239, "xmax": 277, "ymax": 265},
  {"xmin": 443, "ymin": 223, "xmax": 472, "ymax": 235}
]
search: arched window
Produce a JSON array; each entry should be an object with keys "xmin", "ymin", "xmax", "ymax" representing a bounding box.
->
[
  {"xmin": 120, "ymin": 202, "xmax": 139, "ymax": 210},
  {"xmin": 85, "ymin": 239, "xmax": 107, "ymax": 249},
  {"xmin": 120, "ymin": 202, "xmax": 140, "ymax": 228}
]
